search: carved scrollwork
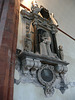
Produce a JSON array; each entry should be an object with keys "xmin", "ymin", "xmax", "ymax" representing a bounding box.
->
[
  {"xmin": 37, "ymin": 64, "xmax": 57, "ymax": 96},
  {"xmin": 37, "ymin": 65, "xmax": 56, "ymax": 86},
  {"xmin": 15, "ymin": 55, "xmax": 69, "ymax": 97},
  {"xmin": 44, "ymin": 85, "xmax": 55, "ymax": 97}
]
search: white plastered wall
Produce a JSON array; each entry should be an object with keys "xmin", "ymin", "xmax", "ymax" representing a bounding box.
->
[{"xmin": 14, "ymin": 0, "xmax": 75, "ymax": 100}]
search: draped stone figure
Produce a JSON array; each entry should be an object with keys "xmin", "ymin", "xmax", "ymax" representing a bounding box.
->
[
  {"xmin": 40, "ymin": 31, "xmax": 53, "ymax": 56},
  {"xmin": 40, "ymin": 41, "xmax": 48, "ymax": 55},
  {"xmin": 59, "ymin": 45, "xmax": 64, "ymax": 60}
]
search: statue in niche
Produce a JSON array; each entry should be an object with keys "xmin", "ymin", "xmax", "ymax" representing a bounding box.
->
[
  {"xmin": 40, "ymin": 31, "xmax": 53, "ymax": 56},
  {"xmin": 24, "ymin": 33, "xmax": 32, "ymax": 52},
  {"xmin": 59, "ymin": 45, "xmax": 64, "ymax": 60}
]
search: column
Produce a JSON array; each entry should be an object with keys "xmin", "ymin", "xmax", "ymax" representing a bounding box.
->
[
  {"xmin": 0, "ymin": 0, "xmax": 20, "ymax": 100},
  {"xmin": 51, "ymin": 26, "xmax": 59, "ymax": 56},
  {"xmin": 33, "ymin": 23, "xmax": 39, "ymax": 53}
]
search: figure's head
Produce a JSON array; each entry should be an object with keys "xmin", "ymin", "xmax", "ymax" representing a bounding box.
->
[
  {"xmin": 43, "ymin": 31, "xmax": 49, "ymax": 37},
  {"xmin": 42, "ymin": 31, "xmax": 51, "ymax": 42},
  {"xmin": 59, "ymin": 45, "xmax": 63, "ymax": 50}
]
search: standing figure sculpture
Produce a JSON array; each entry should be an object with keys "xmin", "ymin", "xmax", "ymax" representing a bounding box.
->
[
  {"xmin": 59, "ymin": 45, "xmax": 64, "ymax": 60},
  {"xmin": 31, "ymin": 1, "xmax": 42, "ymax": 14},
  {"xmin": 40, "ymin": 31, "xmax": 53, "ymax": 57}
]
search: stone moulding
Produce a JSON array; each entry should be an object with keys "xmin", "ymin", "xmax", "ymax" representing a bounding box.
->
[{"xmin": 15, "ymin": 51, "xmax": 69, "ymax": 97}]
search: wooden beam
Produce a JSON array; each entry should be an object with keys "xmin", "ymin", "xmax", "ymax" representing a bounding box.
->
[
  {"xmin": 57, "ymin": 27, "xmax": 75, "ymax": 41},
  {"xmin": 0, "ymin": 0, "xmax": 20, "ymax": 100},
  {"xmin": 20, "ymin": 3, "xmax": 30, "ymax": 11}
]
